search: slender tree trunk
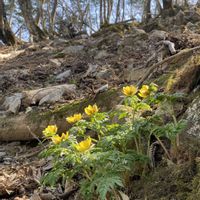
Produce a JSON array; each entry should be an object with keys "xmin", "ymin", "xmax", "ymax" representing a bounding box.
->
[
  {"xmin": 156, "ymin": 0, "xmax": 162, "ymax": 15},
  {"xmin": 103, "ymin": 0, "xmax": 107, "ymax": 23},
  {"xmin": 35, "ymin": 0, "xmax": 45, "ymax": 25},
  {"xmin": 18, "ymin": 0, "xmax": 46, "ymax": 42},
  {"xmin": 50, "ymin": 0, "xmax": 58, "ymax": 33},
  {"xmin": 142, "ymin": 0, "xmax": 151, "ymax": 23},
  {"xmin": 184, "ymin": 0, "xmax": 189, "ymax": 7},
  {"xmin": 8, "ymin": 0, "xmax": 15, "ymax": 26},
  {"xmin": 197, "ymin": 0, "xmax": 200, "ymax": 7},
  {"xmin": 122, "ymin": 0, "xmax": 125, "ymax": 21},
  {"xmin": 100, "ymin": 0, "xmax": 103, "ymax": 26},
  {"xmin": 0, "ymin": 0, "xmax": 15, "ymax": 45},
  {"xmin": 115, "ymin": 0, "xmax": 121, "ymax": 23},
  {"xmin": 106, "ymin": 0, "xmax": 113, "ymax": 23}
]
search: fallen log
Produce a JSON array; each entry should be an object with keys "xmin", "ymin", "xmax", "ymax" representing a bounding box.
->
[
  {"xmin": 0, "ymin": 90, "xmax": 120, "ymax": 141},
  {"xmin": 137, "ymin": 45, "xmax": 200, "ymax": 87}
]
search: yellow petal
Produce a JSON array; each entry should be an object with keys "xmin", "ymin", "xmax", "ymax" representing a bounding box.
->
[
  {"xmin": 60, "ymin": 132, "xmax": 69, "ymax": 141},
  {"xmin": 66, "ymin": 116, "xmax": 75, "ymax": 123},
  {"xmin": 66, "ymin": 113, "xmax": 82, "ymax": 123},
  {"xmin": 75, "ymin": 137, "xmax": 92, "ymax": 152},
  {"xmin": 138, "ymin": 85, "xmax": 150, "ymax": 98},
  {"xmin": 85, "ymin": 104, "xmax": 99, "ymax": 116},
  {"xmin": 122, "ymin": 86, "xmax": 137, "ymax": 96},
  {"xmin": 43, "ymin": 125, "xmax": 58, "ymax": 137},
  {"xmin": 74, "ymin": 113, "xmax": 82, "ymax": 121},
  {"xmin": 51, "ymin": 135, "xmax": 62, "ymax": 144}
]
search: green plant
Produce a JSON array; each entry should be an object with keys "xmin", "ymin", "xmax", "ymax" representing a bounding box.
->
[{"xmin": 40, "ymin": 83, "xmax": 186, "ymax": 200}]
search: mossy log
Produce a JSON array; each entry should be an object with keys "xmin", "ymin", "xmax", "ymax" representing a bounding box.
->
[{"xmin": 0, "ymin": 90, "xmax": 120, "ymax": 141}]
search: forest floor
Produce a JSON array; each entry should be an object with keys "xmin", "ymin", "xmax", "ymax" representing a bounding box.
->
[{"xmin": 1, "ymin": 8, "xmax": 200, "ymax": 200}]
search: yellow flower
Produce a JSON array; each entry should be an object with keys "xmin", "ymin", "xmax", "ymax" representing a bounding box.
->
[
  {"xmin": 84, "ymin": 104, "xmax": 99, "ymax": 116},
  {"xmin": 122, "ymin": 85, "xmax": 137, "ymax": 96},
  {"xmin": 43, "ymin": 125, "xmax": 58, "ymax": 137},
  {"xmin": 138, "ymin": 85, "xmax": 150, "ymax": 98},
  {"xmin": 61, "ymin": 132, "xmax": 69, "ymax": 141},
  {"xmin": 51, "ymin": 134, "xmax": 62, "ymax": 145},
  {"xmin": 75, "ymin": 137, "xmax": 92, "ymax": 152},
  {"xmin": 66, "ymin": 113, "xmax": 82, "ymax": 123}
]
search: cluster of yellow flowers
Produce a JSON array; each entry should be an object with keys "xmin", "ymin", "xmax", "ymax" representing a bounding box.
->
[
  {"xmin": 43, "ymin": 126, "xmax": 69, "ymax": 144},
  {"xmin": 66, "ymin": 104, "xmax": 99, "ymax": 124},
  {"xmin": 43, "ymin": 84, "xmax": 157, "ymax": 152},
  {"xmin": 122, "ymin": 84, "xmax": 157, "ymax": 98},
  {"xmin": 43, "ymin": 104, "xmax": 99, "ymax": 152}
]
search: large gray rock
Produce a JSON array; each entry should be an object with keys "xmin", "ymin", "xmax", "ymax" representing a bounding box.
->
[
  {"xmin": 23, "ymin": 84, "xmax": 76, "ymax": 106},
  {"xmin": 185, "ymin": 95, "xmax": 200, "ymax": 138},
  {"xmin": 1, "ymin": 93, "xmax": 23, "ymax": 114},
  {"xmin": 149, "ymin": 30, "xmax": 168, "ymax": 41}
]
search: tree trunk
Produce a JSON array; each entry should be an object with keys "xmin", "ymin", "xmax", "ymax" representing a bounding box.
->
[
  {"xmin": 103, "ymin": 0, "xmax": 107, "ymax": 24},
  {"xmin": 106, "ymin": 0, "xmax": 113, "ymax": 23},
  {"xmin": 196, "ymin": 0, "xmax": 200, "ymax": 7},
  {"xmin": 122, "ymin": 0, "xmax": 125, "ymax": 21},
  {"xmin": 8, "ymin": 0, "xmax": 15, "ymax": 26},
  {"xmin": 18, "ymin": 0, "xmax": 46, "ymax": 42},
  {"xmin": 142, "ymin": 0, "xmax": 151, "ymax": 23},
  {"xmin": 100, "ymin": 0, "xmax": 103, "ymax": 26},
  {"xmin": 0, "ymin": 0, "xmax": 16, "ymax": 45},
  {"xmin": 156, "ymin": 0, "xmax": 162, "ymax": 15},
  {"xmin": 163, "ymin": 0, "xmax": 173, "ymax": 10},
  {"xmin": 49, "ymin": 0, "xmax": 58, "ymax": 34},
  {"xmin": 115, "ymin": 0, "xmax": 121, "ymax": 23},
  {"xmin": 35, "ymin": 0, "xmax": 45, "ymax": 25}
]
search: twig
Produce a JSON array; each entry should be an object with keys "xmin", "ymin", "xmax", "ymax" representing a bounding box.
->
[{"xmin": 27, "ymin": 126, "xmax": 43, "ymax": 145}]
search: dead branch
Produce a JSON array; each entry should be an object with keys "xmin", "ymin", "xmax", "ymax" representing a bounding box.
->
[
  {"xmin": 157, "ymin": 40, "xmax": 176, "ymax": 55},
  {"xmin": 137, "ymin": 45, "xmax": 200, "ymax": 87}
]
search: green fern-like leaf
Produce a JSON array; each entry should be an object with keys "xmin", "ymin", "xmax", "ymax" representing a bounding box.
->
[{"xmin": 96, "ymin": 174, "xmax": 124, "ymax": 200}]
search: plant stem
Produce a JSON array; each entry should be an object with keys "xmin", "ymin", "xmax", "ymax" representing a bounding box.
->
[
  {"xmin": 155, "ymin": 135, "xmax": 172, "ymax": 161},
  {"xmin": 83, "ymin": 169, "xmax": 92, "ymax": 181},
  {"xmin": 172, "ymin": 114, "xmax": 180, "ymax": 147},
  {"xmin": 134, "ymin": 137, "xmax": 139, "ymax": 153}
]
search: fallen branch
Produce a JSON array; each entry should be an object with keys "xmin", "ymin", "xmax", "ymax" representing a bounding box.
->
[
  {"xmin": 137, "ymin": 45, "xmax": 200, "ymax": 87},
  {"xmin": 157, "ymin": 40, "xmax": 176, "ymax": 55}
]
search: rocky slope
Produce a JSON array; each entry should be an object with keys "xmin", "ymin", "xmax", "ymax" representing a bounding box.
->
[{"xmin": 0, "ymin": 7, "xmax": 200, "ymax": 199}]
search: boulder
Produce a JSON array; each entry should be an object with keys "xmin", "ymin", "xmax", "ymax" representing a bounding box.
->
[
  {"xmin": 149, "ymin": 30, "xmax": 168, "ymax": 41},
  {"xmin": 1, "ymin": 93, "xmax": 23, "ymax": 114},
  {"xmin": 23, "ymin": 84, "xmax": 76, "ymax": 106},
  {"xmin": 185, "ymin": 95, "xmax": 200, "ymax": 138}
]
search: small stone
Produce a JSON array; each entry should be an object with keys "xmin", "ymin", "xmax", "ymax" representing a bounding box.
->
[
  {"xmin": 62, "ymin": 45, "xmax": 84, "ymax": 55},
  {"xmin": 56, "ymin": 70, "xmax": 71, "ymax": 81},
  {"xmin": 0, "ymin": 152, "xmax": 6, "ymax": 157},
  {"xmin": 49, "ymin": 59, "xmax": 62, "ymax": 67},
  {"xmin": 94, "ymin": 50, "xmax": 108, "ymax": 60}
]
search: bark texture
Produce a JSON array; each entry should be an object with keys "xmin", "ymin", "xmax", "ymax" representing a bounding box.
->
[
  {"xmin": 0, "ymin": 0, "xmax": 15, "ymax": 45},
  {"xmin": 18, "ymin": 0, "xmax": 46, "ymax": 41}
]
